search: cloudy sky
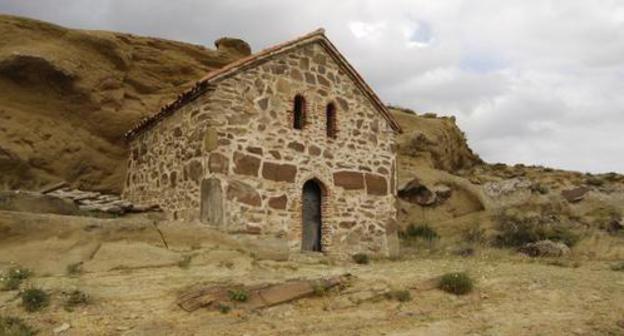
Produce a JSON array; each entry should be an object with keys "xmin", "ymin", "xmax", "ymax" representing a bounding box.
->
[{"xmin": 2, "ymin": 0, "xmax": 624, "ymax": 173}]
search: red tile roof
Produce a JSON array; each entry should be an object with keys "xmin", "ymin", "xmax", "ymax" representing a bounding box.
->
[{"xmin": 125, "ymin": 28, "xmax": 402, "ymax": 140}]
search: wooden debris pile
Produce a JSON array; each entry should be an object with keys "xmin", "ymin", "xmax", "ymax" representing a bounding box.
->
[{"xmin": 177, "ymin": 274, "xmax": 351, "ymax": 312}]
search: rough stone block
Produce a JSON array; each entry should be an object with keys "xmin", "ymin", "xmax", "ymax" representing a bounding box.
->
[
  {"xmin": 268, "ymin": 195, "xmax": 288, "ymax": 209},
  {"xmin": 334, "ymin": 171, "xmax": 364, "ymax": 190},
  {"xmin": 263, "ymin": 162, "xmax": 297, "ymax": 182},
  {"xmin": 233, "ymin": 151, "xmax": 261, "ymax": 176},
  {"xmin": 209, "ymin": 153, "xmax": 229, "ymax": 174},
  {"xmin": 365, "ymin": 173, "xmax": 388, "ymax": 195},
  {"xmin": 227, "ymin": 180, "xmax": 261, "ymax": 207}
]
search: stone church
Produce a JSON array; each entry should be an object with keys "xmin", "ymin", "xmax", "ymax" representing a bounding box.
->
[{"xmin": 123, "ymin": 29, "xmax": 402, "ymax": 256}]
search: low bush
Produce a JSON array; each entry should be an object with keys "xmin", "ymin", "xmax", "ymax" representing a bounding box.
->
[
  {"xmin": 21, "ymin": 288, "xmax": 50, "ymax": 312},
  {"xmin": 402, "ymin": 224, "xmax": 439, "ymax": 241},
  {"xmin": 352, "ymin": 253, "xmax": 370, "ymax": 265},
  {"xmin": 493, "ymin": 211, "xmax": 579, "ymax": 248},
  {"xmin": 437, "ymin": 272, "xmax": 474, "ymax": 295},
  {"xmin": 228, "ymin": 288, "xmax": 248, "ymax": 302},
  {"xmin": 1, "ymin": 267, "xmax": 32, "ymax": 291},
  {"xmin": 64, "ymin": 290, "xmax": 90, "ymax": 311},
  {"xmin": 462, "ymin": 223, "xmax": 486, "ymax": 245},
  {"xmin": 385, "ymin": 289, "xmax": 412, "ymax": 302},
  {"xmin": 217, "ymin": 303, "xmax": 231, "ymax": 314},
  {"xmin": 66, "ymin": 262, "xmax": 83, "ymax": 276},
  {"xmin": 0, "ymin": 316, "xmax": 37, "ymax": 336},
  {"xmin": 177, "ymin": 255, "xmax": 192, "ymax": 269},
  {"xmin": 585, "ymin": 176, "xmax": 605, "ymax": 187},
  {"xmin": 610, "ymin": 262, "xmax": 624, "ymax": 271}
]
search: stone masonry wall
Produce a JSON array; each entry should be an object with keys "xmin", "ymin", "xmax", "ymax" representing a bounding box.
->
[{"xmin": 124, "ymin": 41, "xmax": 398, "ymax": 256}]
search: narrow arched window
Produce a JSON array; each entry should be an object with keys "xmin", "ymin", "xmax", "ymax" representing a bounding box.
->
[
  {"xmin": 293, "ymin": 95, "xmax": 305, "ymax": 130},
  {"xmin": 326, "ymin": 102, "xmax": 337, "ymax": 138}
]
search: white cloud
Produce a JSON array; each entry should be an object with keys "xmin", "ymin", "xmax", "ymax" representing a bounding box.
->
[{"xmin": 1, "ymin": 0, "xmax": 623, "ymax": 173}]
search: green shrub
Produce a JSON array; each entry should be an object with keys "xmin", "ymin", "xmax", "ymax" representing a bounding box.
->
[
  {"xmin": 0, "ymin": 316, "xmax": 37, "ymax": 336},
  {"xmin": 585, "ymin": 176, "xmax": 605, "ymax": 187},
  {"xmin": 437, "ymin": 272, "xmax": 474, "ymax": 295},
  {"xmin": 493, "ymin": 211, "xmax": 579, "ymax": 248},
  {"xmin": 177, "ymin": 255, "xmax": 192, "ymax": 269},
  {"xmin": 530, "ymin": 183, "xmax": 549, "ymax": 195},
  {"xmin": 66, "ymin": 262, "xmax": 83, "ymax": 276},
  {"xmin": 462, "ymin": 223, "xmax": 486, "ymax": 245},
  {"xmin": 20, "ymin": 288, "xmax": 49, "ymax": 312},
  {"xmin": 228, "ymin": 289, "xmax": 248, "ymax": 302},
  {"xmin": 64, "ymin": 290, "xmax": 89, "ymax": 311},
  {"xmin": 610, "ymin": 262, "xmax": 624, "ymax": 271},
  {"xmin": 352, "ymin": 253, "xmax": 370, "ymax": 265},
  {"xmin": 1, "ymin": 267, "xmax": 32, "ymax": 291},
  {"xmin": 385, "ymin": 289, "xmax": 412, "ymax": 302},
  {"xmin": 217, "ymin": 303, "xmax": 231, "ymax": 314},
  {"xmin": 312, "ymin": 282, "xmax": 328, "ymax": 296},
  {"xmin": 403, "ymin": 224, "xmax": 439, "ymax": 241}
]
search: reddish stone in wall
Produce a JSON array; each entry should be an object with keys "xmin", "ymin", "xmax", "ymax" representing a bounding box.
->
[
  {"xmin": 268, "ymin": 195, "xmax": 288, "ymax": 209},
  {"xmin": 333, "ymin": 171, "xmax": 364, "ymax": 190},
  {"xmin": 262, "ymin": 162, "xmax": 297, "ymax": 182},
  {"xmin": 233, "ymin": 151, "xmax": 261, "ymax": 176},
  {"xmin": 288, "ymin": 141, "xmax": 305, "ymax": 152},
  {"xmin": 365, "ymin": 173, "xmax": 388, "ymax": 195},
  {"xmin": 209, "ymin": 153, "xmax": 229, "ymax": 174},
  {"xmin": 227, "ymin": 180, "xmax": 261, "ymax": 207}
]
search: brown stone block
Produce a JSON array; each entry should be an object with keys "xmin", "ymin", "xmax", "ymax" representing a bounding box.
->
[
  {"xmin": 247, "ymin": 146, "xmax": 263, "ymax": 155},
  {"xmin": 333, "ymin": 171, "xmax": 364, "ymax": 190},
  {"xmin": 268, "ymin": 195, "xmax": 288, "ymax": 209},
  {"xmin": 187, "ymin": 160, "xmax": 203, "ymax": 182},
  {"xmin": 227, "ymin": 180, "xmax": 261, "ymax": 207},
  {"xmin": 288, "ymin": 141, "xmax": 305, "ymax": 152},
  {"xmin": 309, "ymin": 145, "xmax": 321, "ymax": 156},
  {"xmin": 365, "ymin": 173, "xmax": 388, "ymax": 195},
  {"xmin": 209, "ymin": 153, "xmax": 229, "ymax": 174},
  {"xmin": 263, "ymin": 162, "xmax": 297, "ymax": 182},
  {"xmin": 233, "ymin": 151, "xmax": 261, "ymax": 176}
]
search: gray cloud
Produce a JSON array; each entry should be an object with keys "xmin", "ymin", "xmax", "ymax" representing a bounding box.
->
[{"xmin": 1, "ymin": 0, "xmax": 623, "ymax": 173}]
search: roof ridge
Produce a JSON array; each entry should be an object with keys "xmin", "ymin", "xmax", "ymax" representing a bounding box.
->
[{"xmin": 125, "ymin": 28, "xmax": 401, "ymax": 139}]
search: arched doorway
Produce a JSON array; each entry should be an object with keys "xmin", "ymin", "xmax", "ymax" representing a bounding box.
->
[{"xmin": 302, "ymin": 179, "xmax": 322, "ymax": 252}]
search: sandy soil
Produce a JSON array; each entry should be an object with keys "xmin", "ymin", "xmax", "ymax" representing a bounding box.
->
[{"xmin": 1, "ymin": 211, "xmax": 623, "ymax": 336}]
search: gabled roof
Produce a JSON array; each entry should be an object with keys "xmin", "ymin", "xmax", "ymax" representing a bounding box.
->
[{"xmin": 125, "ymin": 28, "xmax": 402, "ymax": 140}]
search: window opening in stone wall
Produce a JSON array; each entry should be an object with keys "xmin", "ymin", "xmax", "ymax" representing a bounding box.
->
[
  {"xmin": 293, "ymin": 95, "xmax": 306, "ymax": 130},
  {"xmin": 326, "ymin": 102, "xmax": 337, "ymax": 138}
]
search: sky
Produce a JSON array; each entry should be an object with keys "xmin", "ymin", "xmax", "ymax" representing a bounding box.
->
[{"xmin": 1, "ymin": 0, "xmax": 624, "ymax": 173}]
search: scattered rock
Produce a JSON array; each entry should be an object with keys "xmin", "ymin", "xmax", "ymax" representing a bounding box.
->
[
  {"xmin": 53, "ymin": 322, "xmax": 70, "ymax": 334},
  {"xmin": 483, "ymin": 178, "xmax": 531, "ymax": 197},
  {"xmin": 561, "ymin": 187, "xmax": 590, "ymax": 203},
  {"xmin": 432, "ymin": 184, "xmax": 452, "ymax": 200},
  {"xmin": 518, "ymin": 240, "xmax": 570, "ymax": 257},
  {"xmin": 42, "ymin": 187, "xmax": 159, "ymax": 215},
  {"xmin": 398, "ymin": 179, "xmax": 436, "ymax": 206}
]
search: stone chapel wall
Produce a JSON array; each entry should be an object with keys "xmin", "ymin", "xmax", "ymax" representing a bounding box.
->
[{"xmin": 124, "ymin": 41, "xmax": 398, "ymax": 256}]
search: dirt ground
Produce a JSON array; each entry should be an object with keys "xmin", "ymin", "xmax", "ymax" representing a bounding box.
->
[{"xmin": 1, "ymin": 211, "xmax": 623, "ymax": 336}]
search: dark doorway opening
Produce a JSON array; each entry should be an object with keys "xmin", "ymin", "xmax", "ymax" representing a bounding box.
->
[{"xmin": 302, "ymin": 179, "xmax": 322, "ymax": 252}]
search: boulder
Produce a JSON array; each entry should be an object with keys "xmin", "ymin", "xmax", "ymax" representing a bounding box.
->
[
  {"xmin": 398, "ymin": 179, "xmax": 436, "ymax": 206},
  {"xmin": 561, "ymin": 187, "xmax": 590, "ymax": 203},
  {"xmin": 214, "ymin": 37, "xmax": 251, "ymax": 57},
  {"xmin": 518, "ymin": 240, "xmax": 570, "ymax": 257}
]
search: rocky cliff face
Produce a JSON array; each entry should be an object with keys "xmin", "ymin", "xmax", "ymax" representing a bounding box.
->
[{"xmin": 0, "ymin": 14, "xmax": 249, "ymax": 192}]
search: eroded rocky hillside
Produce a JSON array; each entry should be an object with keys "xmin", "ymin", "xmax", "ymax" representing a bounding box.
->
[{"xmin": 0, "ymin": 14, "xmax": 249, "ymax": 192}]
